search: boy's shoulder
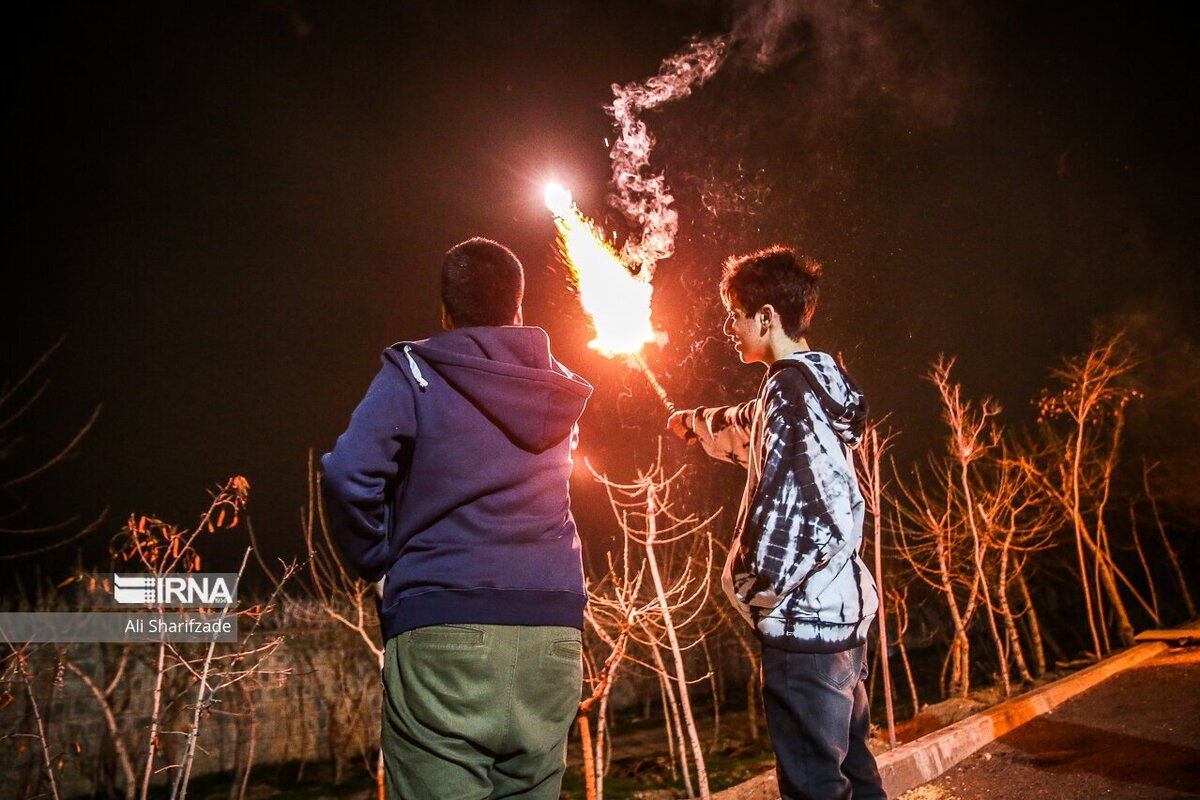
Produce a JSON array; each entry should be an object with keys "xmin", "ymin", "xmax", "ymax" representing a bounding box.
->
[
  {"xmin": 768, "ymin": 351, "xmax": 858, "ymax": 395},
  {"xmin": 763, "ymin": 352, "xmax": 829, "ymax": 398},
  {"xmin": 763, "ymin": 360, "xmax": 810, "ymax": 398},
  {"xmin": 758, "ymin": 361, "xmax": 815, "ymax": 422},
  {"xmin": 761, "ymin": 351, "xmax": 863, "ymax": 410},
  {"xmin": 764, "ymin": 351, "xmax": 868, "ymax": 443}
]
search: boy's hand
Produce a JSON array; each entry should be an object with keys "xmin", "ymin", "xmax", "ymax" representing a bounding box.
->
[{"xmin": 667, "ymin": 410, "xmax": 698, "ymax": 442}]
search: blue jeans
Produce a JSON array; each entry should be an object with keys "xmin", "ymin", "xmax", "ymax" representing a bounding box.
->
[{"xmin": 761, "ymin": 643, "xmax": 885, "ymax": 800}]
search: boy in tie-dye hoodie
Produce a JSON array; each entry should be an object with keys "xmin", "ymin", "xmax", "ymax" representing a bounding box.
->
[{"xmin": 668, "ymin": 246, "xmax": 884, "ymax": 800}]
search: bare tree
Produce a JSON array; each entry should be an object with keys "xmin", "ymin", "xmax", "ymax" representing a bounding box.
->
[
  {"xmin": 894, "ymin": 359, "xmax": 1000, "ymax": 698},
  {"xmin": 884, "ymin": 585, "xmax": 921, "ymax": 716},
  {"xmin": 255, "ymin": 452, "xmax": 386, "ymax": 799},
  {"xmin": 984, "ymin": 446, "xmax": 1058, "ymax": 689},
  {"xmin": 928, "ymin": 357, "xmax": 1016, "ymax": 696},
  {"xmin": 2, "ymin": 639, "xmax": 63, "ymax": 800},
  {"xmin": 856, "ymin": 422, "xmax": 898, "ymax": 746},
  {"xmin": 105, "ymin": 477, "xmax": 256, "ymax": 800},
  {"xmin": 589, "ymin": 451, "xmax": 720, "ymax": 799},
  {"xmin": 63, "ymin": 645, "xmax": 138, "ymax": 800},
  {"xmin": 1034, "ymin": 331, "xmax": 1142, "ymax": 652},
  {"xmin": 5, "ymin": 477, "xmax": 293, "ymax": 800},
  {"xmin": 707, "ymin": 569, "xmax": 762, "ymax": 742},
  {"xmin": 577, "ymin": 537, "xmax": 652, "ymax": 800}
]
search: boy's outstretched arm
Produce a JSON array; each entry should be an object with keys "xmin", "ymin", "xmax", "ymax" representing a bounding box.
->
[
  {"xmin": 667, "ymin": 401, "xmax": 756, "ymax": 468},
  {"xmin": 320, "ymin": 349, "xmax": 417, "ymax": 582},
  {"xmin": 732, "ymin": 373, "xmax": 859, "ymax": 609}
]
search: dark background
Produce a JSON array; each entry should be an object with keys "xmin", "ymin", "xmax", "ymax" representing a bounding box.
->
[{"xmin": 5, "ymin": 1, "xmax": 1198, "ymax": 577}]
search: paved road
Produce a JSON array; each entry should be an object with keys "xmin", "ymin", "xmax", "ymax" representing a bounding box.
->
[{"xmin": 900, "ymin": 647, "xmax": 1200, "ymax": 800}]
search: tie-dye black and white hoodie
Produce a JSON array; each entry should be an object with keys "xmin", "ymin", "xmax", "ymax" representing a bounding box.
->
[{"xmin": 688, "ymin": 351, "xmax": 878, "ymax": 652}]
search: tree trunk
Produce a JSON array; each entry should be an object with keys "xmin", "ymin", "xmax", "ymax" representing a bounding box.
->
[
  {"xmin": 997, "ymin": 539, "xmax": 1032, "ymax": 685},
  {"xmin": 236, "ymin": 683, "xmax": 257, "ymax": 800},
  {"xmin": 578, "ymin": 714, "xmax": 598, "ymax": 800},
  {"xmin": 1097, "ymin": 556, "xmax": 1136, "ymax": 648},
  {"xmin": 960, "ymin": 466, "xmax": 1009, "ymax": 696},
  {"xmin": 1145, "ymin": 465, "xmax": 1198, "ymax": 619},
  {"xmin": 1093, "ymin": 406, "xmax": 1136, "ymax": 648},
  {"xmin": 896, "ymin": 630, "xmax": 920, "ymax": 716},
  {"xmin": 650, "ymin": 644, "xmax": 692, "ymax": 796},
  {"xmin": 1128, "ymin": 502, "xmax": 1160, "ymax": 624},
  {"xmin": 597, "ymin": 682, "xmax": 613, "ymax": 793},
  {"xmin": 1001, "ymin": 584, "xmax": 1033, "ymax": 685},
  {"xmin": 64, "ymin": 661, "xmax": 137, "ymax": 800},
  {"xmin": 715, "ymin": 599, "xmax": 760, "ymax": 740},
  {"xmin": 872, "ymin": 515, "xmax": 896, "ymax": 747},
  {"xmin": 1016, "ymin": 571, "xmax": 1046, "ymax": 677},
  {"xmin": 866, "ymin": 431, "xmax": 896, "ymax": 747},
  {"xmin": 19, "ymin": 658, "xmax": 62, "ymax": 800},
  {"xmin": 1070, "ymin": 428, "xmax": 1104, "ymax": 658},
  {"xmin": 954, "ymin": 632, "xmax": 971, "ymax": 697},
  {"xmin": 701, "ymin": 638, "xmax": 721, "ymax": 753},
  {"xmin": 645, "ymin": 483, "xmax": 710, "ymax": 798},
  {"xmin": 140, "ymin": 642, "xmax": 168, "ymax": 800}
]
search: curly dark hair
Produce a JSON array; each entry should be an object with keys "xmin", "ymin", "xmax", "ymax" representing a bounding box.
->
[
  {"xmin": 719, "ymin": 245, "xmax": 822, "ymax": 339},
  {"xmin": 441, "ymin": 238, "xmax": 525, "ymax": 327}
]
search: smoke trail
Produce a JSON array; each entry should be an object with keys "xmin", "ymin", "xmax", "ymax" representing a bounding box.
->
[
  {"xmin": 607, "ymin": 36, "xmax": 729, "ymax": 278},
  {"xmin": 606, "ymin": 0, "xmax": 965, "ymax": 278},
  {"xmin": 605, "ymin": 1, "xmax": 807, "ymax": 277}
]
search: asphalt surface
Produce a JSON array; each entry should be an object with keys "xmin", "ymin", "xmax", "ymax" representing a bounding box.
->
[{"xmin": 899, "ymin": 647, "xmax": 1200, "ymax": 800}]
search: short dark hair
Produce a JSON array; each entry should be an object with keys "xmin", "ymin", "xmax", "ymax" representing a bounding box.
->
[
  {"xmin": 441, "ymin": 238, "xmax": 525, "ymax": 327},
  {"xmin": 720, "ymin": 246, "xmax": 822, "ymax": 338}
]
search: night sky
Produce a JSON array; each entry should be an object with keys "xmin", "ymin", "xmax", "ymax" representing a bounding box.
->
[{"xmin": 6, "ymin": 1, "xmax": 1198, "ymax": 577}]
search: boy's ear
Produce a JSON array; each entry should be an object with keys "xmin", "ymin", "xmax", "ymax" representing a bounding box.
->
[{"xmin": 441, "ymin": 304, "xmax": 454, "ymax": 331}]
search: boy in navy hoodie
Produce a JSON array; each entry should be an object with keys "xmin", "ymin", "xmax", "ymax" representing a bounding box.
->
[
  {"xmin": 321, "ymin": 237, "xmax": 593, "ymax": 799},
  {"xmin": 668, "ymin": 247, "xmax": 884, "ymax": 800}
]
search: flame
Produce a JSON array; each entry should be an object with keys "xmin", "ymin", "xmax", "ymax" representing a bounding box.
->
[{"xmin": 545, "ymin": 183, "xmax": 656, "ymax": 357}]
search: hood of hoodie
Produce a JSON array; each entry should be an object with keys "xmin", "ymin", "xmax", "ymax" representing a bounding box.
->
[
  {"xmin": 403, "ymin": 326, "xmax": 592, "ymax": 453},
  {"xmin": 773, "ymin": 351, "xmax": 868, "ymax": 446}
]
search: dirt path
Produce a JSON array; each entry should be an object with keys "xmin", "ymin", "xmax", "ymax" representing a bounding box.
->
[{"xmin": 899, "ymin": 647, "xmax": 1200, "ymax": 800}]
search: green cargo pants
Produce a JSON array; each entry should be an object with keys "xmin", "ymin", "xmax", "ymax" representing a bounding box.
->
[{"xmin": 382, "ymin": 624, "xmax": 583, "ymax": 800}]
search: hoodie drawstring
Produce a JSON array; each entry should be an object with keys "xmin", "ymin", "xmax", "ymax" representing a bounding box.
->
[{"xmin": 403, "ymin": 346, "xmax": 429, "ymax": 389}]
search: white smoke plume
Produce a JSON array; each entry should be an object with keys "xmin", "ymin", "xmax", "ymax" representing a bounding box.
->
[
  {"xmin": 607, "ymin": 1, "xmax": 958, "ymax": 278},
  {"xmin": 605, "ymin": 1, "xmax": 808, "ymax": 277},
  {"xmin": 607, "ymin": 36, "xmax": 729, "ymax": 278}
]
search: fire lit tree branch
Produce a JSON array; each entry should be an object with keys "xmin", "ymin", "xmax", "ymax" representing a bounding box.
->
[
  {"xmin": 587, "ymin": 447, "xmax": 720, "ymax": 800},
  {"xmin": 1031, "ymin": 331, "xmax": 1141, "ymax": 654}
]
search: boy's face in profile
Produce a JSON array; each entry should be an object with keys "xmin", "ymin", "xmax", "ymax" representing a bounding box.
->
[{"xmin": 724, "ymin": 297, "xmax": 769, "ymax": 365}]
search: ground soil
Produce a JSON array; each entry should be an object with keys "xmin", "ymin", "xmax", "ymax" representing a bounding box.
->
[{"xmin": 898, "ymin": 646, "xmax": 1200, "ymax": 800}]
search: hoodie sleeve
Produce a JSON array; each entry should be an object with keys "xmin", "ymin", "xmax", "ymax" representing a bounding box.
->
[
  {"xmin": 688, "ymin": 400, "xmax": 757, "ymax": 468},
  {"xmin": 731, "ymin": 368, "xmax": 860, "ymax": 609},
  {"xmin": 319, "ymin": 349, "xmax": 417, "ymax": 582}
]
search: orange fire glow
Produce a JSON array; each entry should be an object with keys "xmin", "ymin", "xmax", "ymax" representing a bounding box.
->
[{"xmin": 544, "ymin": 182, "xmax": 657, "ymax": 357}]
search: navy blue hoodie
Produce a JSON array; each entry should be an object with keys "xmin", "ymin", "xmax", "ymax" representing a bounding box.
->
[{"xmin": 320, "ymin": 326, "xmax": 593, "ymax": 640}]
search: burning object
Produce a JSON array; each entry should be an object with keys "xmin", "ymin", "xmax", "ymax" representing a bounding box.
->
[{"xmin": 544, "ymin": 182, "xmax": 674, "ymax": 411}]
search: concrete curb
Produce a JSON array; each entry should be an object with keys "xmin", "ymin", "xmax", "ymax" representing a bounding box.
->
[
  {"xmin": 713, "ymin": 631, "xmax": 1194, "ymax": 800},
  {"xmin": 874, "ymin": 638, "xmax": 1171, "ymax": 798}
]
